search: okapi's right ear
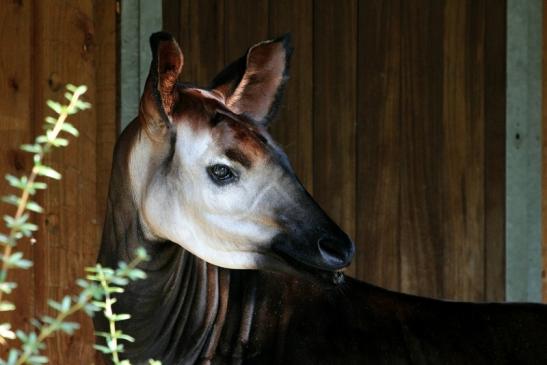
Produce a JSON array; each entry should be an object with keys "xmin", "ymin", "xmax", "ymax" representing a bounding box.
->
[
  {"xmin": 210, "ymin": 34, "xmax": 292, "ymax": 127},
  {"xmin": 139, "ymin": 32, "xmax": 183, "ymax": 139}
]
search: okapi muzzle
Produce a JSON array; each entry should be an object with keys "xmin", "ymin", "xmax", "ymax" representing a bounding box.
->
[
  {"xmin": 131, "ymin": 32, "xmax": 354, "ymax": 284},
  {"xmin": 271, "ymin": 187, "xmax": 355, "ymax": 274}
]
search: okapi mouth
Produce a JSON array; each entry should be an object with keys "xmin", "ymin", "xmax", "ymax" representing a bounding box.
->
[{"xmin": 271, "ymin": 233, "xmax": 353, "ymax": 286}]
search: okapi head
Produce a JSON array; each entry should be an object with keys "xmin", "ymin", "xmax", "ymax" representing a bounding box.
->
[{"xmin": 132, "ymin": 32, "xmax": 354, "ymax": 283}]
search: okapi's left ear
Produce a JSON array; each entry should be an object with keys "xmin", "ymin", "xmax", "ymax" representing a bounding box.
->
[
  {"xmin": 139, "ymin": 32, "xmax": 183, "ymax": 138},
  {"xmin": 210, "ymin": 34, "xmax": 292, "ymax": 127}
]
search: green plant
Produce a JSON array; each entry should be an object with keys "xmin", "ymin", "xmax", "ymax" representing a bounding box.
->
[{"xmin": 0, "ymin": 85, "xmax": 160, "ymax": 365}]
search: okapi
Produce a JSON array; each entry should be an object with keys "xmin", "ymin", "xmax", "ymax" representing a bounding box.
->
[{"xmin": 95, "ymin": 32, "xmax": 547, "ymax": 364}]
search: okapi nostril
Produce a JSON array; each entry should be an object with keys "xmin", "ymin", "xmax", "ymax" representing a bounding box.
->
[{"xmin": 317, "ymin": 236, "xmax": 352, "ymax": 267}]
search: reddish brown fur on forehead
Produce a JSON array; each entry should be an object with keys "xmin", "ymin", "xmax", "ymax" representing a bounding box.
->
[{"xmin": 171, "ymin": 88, "xmax": 270, "ymax": 162}]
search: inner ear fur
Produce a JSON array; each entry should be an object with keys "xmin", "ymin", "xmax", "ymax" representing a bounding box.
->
[
  {"xmin": 210, "ymin": 34, "xmax": 293, "ymax": 127},
  {"xmin": 139, "ymin": 31, "xmax": 184, "ymax": 139}
]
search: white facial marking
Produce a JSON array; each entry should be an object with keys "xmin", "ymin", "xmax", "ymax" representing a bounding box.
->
[{"xmin": 129, "ymin": 120, "xmax": 292, "ymax": 272}]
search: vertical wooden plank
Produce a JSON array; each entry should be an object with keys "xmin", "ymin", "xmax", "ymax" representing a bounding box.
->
[
  {"xmin": 0, "ymin": 0, "xmax": 35, "ymax": 344},
  {"xmin": 33, "ymin": 1, "xmax": 98, "ymax": 362},
  {"xmin": 542, "ymin": 0, "xmax": 547, "ymax": 303},
  {"xmin": 485, "ymin": 0, "xmax": 506, "ymax": 302},
  {"xmin": 269, "ymin": 1, "xmax": 314, "ymax": 193},
  {"xmin": 356, "ymin": 0, "xmax": 401, "ymax": 289},
  {"xmin": 94, "ymin": 3, "xmax": 118, "ymax": 361},
  {"xmin": 225, "ymin": 0, "xmax": 269, "ymax": 62},
  {"xmin": 162, "ymin": 0, "xmax": 181, "ymax": 43},
  {"xmin": 399, "ymin": 0, "xmax": 445, "ymax": 298},
  {"xmin": 441, "ymin": 0, "xmax": 485, "ymax": 301},
  {"xmin": 94, "ymin": 0, "xmax": 118, "ymax": 247},
  {"xmin": 314, "ymin": 0, "xmax": 357, "ymax": 277},
  {"xmin": 163, "ymin": 0, "xmax": 191, "ymax": 82},
  {"xmin": 187, "ymin": 0, "xmax": 225, "ymax": 86}
]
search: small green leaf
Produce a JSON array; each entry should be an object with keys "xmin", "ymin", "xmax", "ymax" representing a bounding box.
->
[
  {"xmin": 44, "ymin": 116, "xmax": 58, "ymax": 125},
  {"xmin": 61, "ymin": 296, "xmax": 71, "ymax": 312},
  {"xmin": 111, "ymin": 313, "xmax": 131, "ymax": 322},
  {"xmin": 26, "ymin": 201, "xmax": 43, "ymax": 213},
  {"xmin": 48, "ymin": 300, "xmax": 62, "ymax": 312},
  {"xmin": 93, "ymin": 344, "xmax": 112, "ymax": 354},
  {"xmin": 34, "ymin": 165, "xmax": 61, "ymax": 180},
  {"xmin": 51, "ymin": 137, "xmax": 69, "ymax": 147},
  {"xmin": 75, "ymin": 100, "xmax": 91, "ymax": 110},
  {"xmin": 1, "ymin": 195, "xmax": 20, "ymax": 207},
  {"xmin": 32, "ymin": 181, "xmax": 47, "ymax": 190},
  {"xmin": 46, "ymin": 100, "xmax": 62, "ymax": 114},
  {"xmin": 0, "ymin": 301, "xmax": 15, "ymax": 312},
  {"xmin": 0, "ymin": 234, "xmax": 15, "ymax": 247},
  {"xmin": 0, "ymin": 282, "xmax": 17, "ymax": 294},
  {"xmin": 5, "ymin": 174, "xmax": 25, "ymax": 189},
  {"xmin": 0, "ymin": 323, "xmax": 15, "ymax": 340},
  {"xmin": 135, "ymin": 247, "xmax": 150, "ymax": 261},
  {"xmin": 20, "ymin": 144, "xmax": 42, "ymax": 154},
  {"xmin": 60, "ymin": 122, "xmax": 79, "ymax": 137},
  {"xmin": 27, "ymin": 355, "xmax": 48, "ymax": 364},
  {"xmin": 118, "ymin": 333, "xmax": 135, "ymax": 342},
  {"xmin": 59, "ymin": 321, "xmax": 80, "ymax": 335}
]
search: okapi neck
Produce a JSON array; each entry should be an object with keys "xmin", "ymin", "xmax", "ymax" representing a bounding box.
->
[{"xmin": 98, "ymin": 182, "xmax": 261, "ymax": 363}]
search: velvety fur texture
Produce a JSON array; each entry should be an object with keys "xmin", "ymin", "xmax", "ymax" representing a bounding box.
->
[{"xmin": 95, "ymin": 32, "xmax": 547, "ymax": 364}]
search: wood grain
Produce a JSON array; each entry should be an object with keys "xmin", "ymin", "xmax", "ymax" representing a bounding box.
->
[
  {"xmin": 125, "ymin": 0, "xmax": 510, "ymax": 307},
  {"xmin": 94, "ymin": 0, "xmax": 118, "ymax": 249},
  {"xmin": 268, "ymin": 0, "xmax": 314, "ymax": 193},
  {"xmin": 0, "ymin": 0, "xmax": 35, "ymax": 348},
  {"xmin": 485, "ymin": 0, "xmax": 506, "ymax": 302},
  {"xmin": 399, "ymin": 0, "xmax": 445, "ymax": 298},
  {"xmin": 33, "ymin": 1, "xmax": 99, "ymax": 362},
  {"xmin": 356, "ymin": 0, "xmax": 402, "ymax": 291},
  {"xmin": 313, "ymin": 0, "xmax": 357, "ymax": 277},
  {"xmin": 441, "ymin": 0, "xmax": 485, "ymax": 301},
  {"xmin": 224, "ymin": 0, "xmax": 269, "ymax": 62},
  {"xmin": 543, "ymin": 0, "xmax": 547, "ymax": 303}
]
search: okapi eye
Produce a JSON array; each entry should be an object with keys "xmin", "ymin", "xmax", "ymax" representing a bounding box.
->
[{"xmin": 207, "ymin": 164, "xmax": 236, "ymax": 185}]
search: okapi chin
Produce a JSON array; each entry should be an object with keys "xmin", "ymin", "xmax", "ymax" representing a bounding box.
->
[{"xmin": 95, "ymin": 32, "xmax": 547, "ymax": 364}]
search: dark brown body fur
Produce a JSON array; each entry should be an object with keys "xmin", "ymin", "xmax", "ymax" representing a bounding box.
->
[{"xmin": 95, "ymin": 120, "xmax": 547, "ymax": 364}]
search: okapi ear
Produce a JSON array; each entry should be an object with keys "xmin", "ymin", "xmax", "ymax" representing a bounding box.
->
[
  {"xmin": 139, "ymin": 32, "xmax": 184, "ymax": 138},
  {"xmin": 210, "ymin": 34, "xmax": 293, "ymax": 127}
]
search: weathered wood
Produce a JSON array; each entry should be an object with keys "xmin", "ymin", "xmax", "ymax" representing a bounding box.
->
[
  {"xmin": 268, "ymin": 0, "xmax": 314, "ymax": 193},
  {"xmin": 93, "ymin": 3, "xmax": 118, "ymax": 362},
  {"xmin": 0, "ymin": 0, "xmax": 35, "ymax": 347},
  {"xmin": 485, "ymin": 0, "xmax": 507, "ymax": 302},
  {"xmin": 154, "ymin": 0, "xmax": 510, "ymax": 301},
  {"xmin": 441, "ymin": 0, "xmax": 485, "ymax": 301},
  {"xmin": 543, "ymin": 0, "xmax": 547, "ymax": 303},
  {"xmin": 398, "ymin": 0, "xmax": 445, "ymax": 298},
  {"xmin": 313, "ymin": 0, "xmax": 357, "ymax": 277},
  {"xmin": 224, "ymin": 0, "xmax": 269, "ymax": 62},
  {"xmin": 357, "ymin": 0, "xmax": 402, "ymax": 291},
  {"xmin": 33, "ymin": 1, "xmax": 98, "ymax": 362},
  {"xmin": 95, "ymin": 0, "xmax": 118, "ymax": 251}
]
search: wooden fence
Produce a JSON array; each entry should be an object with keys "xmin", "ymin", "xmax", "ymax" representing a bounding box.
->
[
  {"xmin": 163, "ymin": 0, "xmax": 507, "ymax": 301},
  {"xmin": 0, "ymin": 1, "xmax": 116, "ymax": 363}
]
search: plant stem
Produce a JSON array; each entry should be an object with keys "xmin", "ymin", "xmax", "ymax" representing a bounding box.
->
[
  {"xmin": 15, "ymin": 294, "xmax": 90, "ymax": 365},
  {"xmin": 0, "ymin": 88, "xmax": 86, "ymax": 306},
  {"xmin": 97, "ymin": 265, "xmax": 120, "ymax": 364}
]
